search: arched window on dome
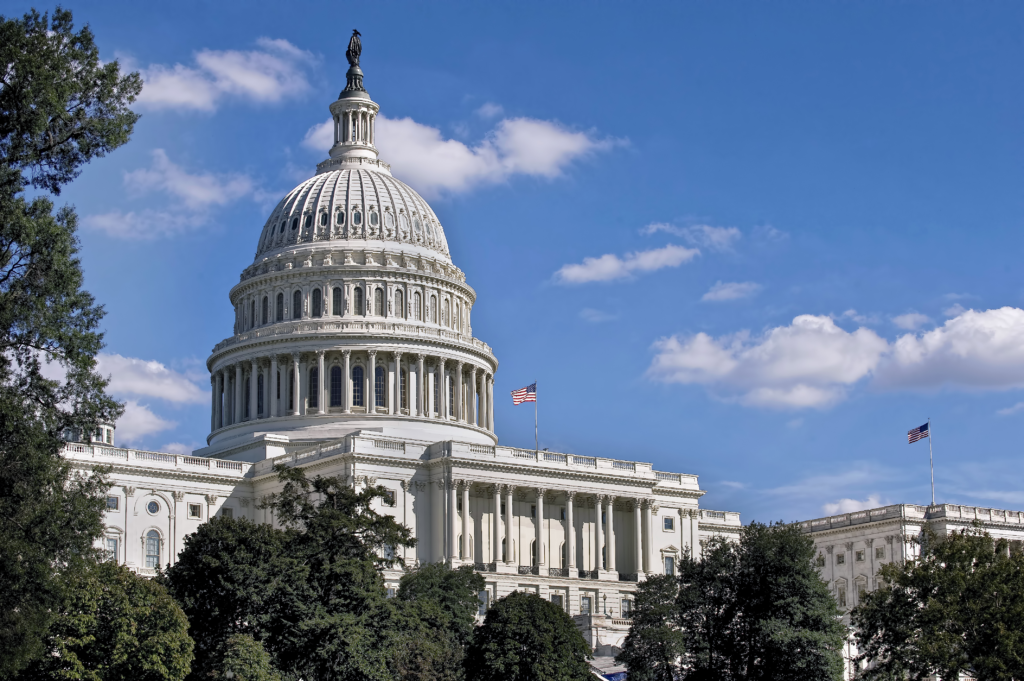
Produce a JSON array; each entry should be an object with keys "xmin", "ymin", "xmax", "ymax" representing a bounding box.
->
[
  {"xmin": 311, "ymin": 289, "xmax": 322, "ymax": 318},
  {"xmin": 353, "ymin": 287, "xmax": 364, "ymax": 316},
  {"xmin": 308, "ymin": 367, "xmax": 318, "ymax": 410},
  {"xmin": 292, "ymin": 291, "xmax": 302, "ymax": 320},
  {"xmin": 257, "ymin": 374, "xmax": 264, "ymax": 417},
  {"xmin": 261, "ymin": 297, "xmax": 268, "ymax": 325},
  {"xmin": 374, "ymin": 288, "xmax": 384, "ymax": 316},
  {"xmin": 353, "ymin": 210, "xmax": 362, "ymax": 226},
  {"xmin": 336, "ymin": 210, "xmax": 345, "ymax": 226},
  {"xmin": 352, "ymin": 366, "xmax": 364, "ymax": 407},
  {"xmin": 375, "ymin": 367, "xmax": 386, "ymax": 408},
  {"xmin": 430, "ymin": 295, "xmax": 437, "ymax": 324},
  {"xmin": 370, "ymin": 211, "xmax": 379, "ymax": 228},
  {"xmin": 400, "ymin": 369, "xmax": 407, "ymax": 410},
  {"xmin": 394, "ymin": 290, "xmax": 404, "ymax": 319},
  {"xmin": 244, "ymin": 377, "xmax": 251, "ymax": 419},
  {"xmin": 319, "ymin": 212, "xmax": 328, "ymax": 227},
  {"xmin": 413, "ymin": 292, "xmax": 421, "ymax": 321},
  {"xmin": 443, "ymin": 299, "xmax": 450, "ymax": 328},
  {"xmin": 291, "ymin": 218, "xmax": 298, "ymax": 231},
  {"xmin": 330, "ymin": 366, "xmax": 342, "ymax": 407},
  {"xmin": 332, "ymin": 287, "xmax": 342, "ymax": 316},
  {"xmin": 276, "ymin": 293, "xmax": 284, "ymax": 322},
  {"xmin": 280, "ymin": 221, "xmax": 286, "ymax": 234},
  {"xmin": 250, "ymin": 301, "xmax": 256, "ymax": 330},
  {"xmin": 304, "ymin": 214, "xmax": 313, "ymax": 229}
]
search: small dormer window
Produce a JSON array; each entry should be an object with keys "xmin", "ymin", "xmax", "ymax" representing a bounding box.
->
[
  {"xmin": 370, "ymin": 211, "xmax": 379, "ymax": 227},
  {"xmin": 353, "ymin": 210, "xmax": 362, "ymax": 226},
  {"xmin": 304, "ymin": 214, "xmax": 313, "ymax": 229},
  {"xmin": 280, "ymin": 221, "xmax": 286, "ymax": 234},
  {"xmin": 291, "ymin": 218, "xmax": 298, "ymax": 230},
  {"xmin": 336, "ymin": 211, "xmax": 345, "ymax": 226},
  {"xmin": 385, "ymin": 212, "xmax": 395, "ymax": 230},
  {"xmin": 320, "ymin": 212, "xmax": 328, "ymax": 227}
]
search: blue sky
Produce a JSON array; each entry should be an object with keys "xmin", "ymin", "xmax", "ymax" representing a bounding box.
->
[{"xmin": 12, "ymin": 0, "xmax": 1024, "ymax": 523}]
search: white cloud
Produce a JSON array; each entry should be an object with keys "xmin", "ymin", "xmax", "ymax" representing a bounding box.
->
[
  {"xmin": 701, "ymin": 281, "xmax": 762, "ymax": 302},
  {"xmin": 579, "ymin": 308, "xmax": 616, "ymax": 323},
  {"xmin": 96, "ymin": 353, "xmax": 207, "ymax": 404},
  {"xmin": 841, "ymin": 309, "xmax": 879, "ymax": 325},
  {"xmin": 116, "ymin": 400, "xmax": 176, "ymax": 443},
  {"xmin": 753, "ymin": 224, "xmax": 788, "ymax": 241},
  {"xmin": 944, "ymin": 303, "xmax": 967, "ymax": 317},
  {"xmin": 555, "ymin": 244, "xmax": 700, "ymax": 284},
  {"xmin": 892, "ymin": 312, "xmax": 932, "ymax": 331},
  {"xmin": 648, "ymin": 315, "xmax": 889, "ymax": 409},
  {"xmin": 84, "ymin": 209, "xmax": 207, "ymax": 239},
  {"xmin": 302, "ymin": 119, "xmax": 334, "ymax": 153},
  {"xmin": 124, "ymin": 149, "xmax": 254, "ymax": 209},
  {"xmin": 641, "ymin": 223, "xmax": 741, "ymax": 252},
  {"xmin": 878, "ymin": 307, "xmax": 1024, "ymax": 390},
  {"xmin": 161, "ymin": 442, "xmax": 202, "ymax": 455},
  {"xmin": 136, "ymin": 37, "xmax": 316, "ymax": 111},
  {"xmin": 476, "ymin": 102, "xmax": 504, "ymax": 119},
  {"xmin": 822, "ymin": 494, "xmax": 885, "ymax": 516},
  {"xmin": 997, "ymin": 402, "xmax": 1024, "ymax": 416}
]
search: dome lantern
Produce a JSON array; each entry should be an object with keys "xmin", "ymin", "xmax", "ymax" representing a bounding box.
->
[{"xmin": 321, "ymin": 30, "xmax": 383, "ymax": 172}]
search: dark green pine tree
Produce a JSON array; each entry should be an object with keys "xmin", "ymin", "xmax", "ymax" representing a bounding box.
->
[{"xmin": 0, "ymin": 7, "xmax": 141, "ymax": 676}]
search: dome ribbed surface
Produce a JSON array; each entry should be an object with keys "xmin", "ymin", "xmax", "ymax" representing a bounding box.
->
[{"xmin": 254, "ymin": 169, "xmax": 450, "ymax": 262}]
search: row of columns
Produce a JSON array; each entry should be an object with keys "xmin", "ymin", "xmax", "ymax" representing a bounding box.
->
[
  {"xmin": 211, "ymin": 350, "xmax": 495, "ymax": 433},
  {"xmin": 445, "ymin": 482, "xmax": 698, "ymax": 577},
  {"xmin": 336, "ymin": 109, "xmax": 375, "ymax": 146}
]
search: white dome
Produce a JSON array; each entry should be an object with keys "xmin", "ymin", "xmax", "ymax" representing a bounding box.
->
[{"xmin": 252, "ymin": 167, "xmax": 451, "ymax": 264}]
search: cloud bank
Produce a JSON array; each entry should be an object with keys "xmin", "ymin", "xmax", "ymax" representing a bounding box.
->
[{"xmin": 556, "ymin": 244, "xmax": 700, "ymax": 284}]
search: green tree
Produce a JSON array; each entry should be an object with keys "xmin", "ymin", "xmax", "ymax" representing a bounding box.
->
[
  {"xmin": 622, "ymin": 523, "xmax": 844, "ymax": 681},
  {"xmin": 615, "ymin": 575, "xmax": 686, "ymax": 681},
  {"xmin": 15, "ymin": 561, "xmax": 193, "ymax": 681},
  {"xmin": 853, "ymin": 527, "xmax": 1024, "ymax": 681},
  {"xmin": 391, "ymin": 563, "xmax": 485, "ymax": 681},
  {"xmin": 0, "ymin": 7, "xmax": 140, "ymax": 675},
  {"xmin": 207, "ymin": 634, "xmax": 281, "ymax": 681},
  {"xmin": 464, "ymin": 591, "xmax": 592, "ymax": 681}
]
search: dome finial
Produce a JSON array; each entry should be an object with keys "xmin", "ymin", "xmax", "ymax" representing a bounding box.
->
[{"xmin": 342, "ymin": 30, "xmax": 365, "ymax": 95}]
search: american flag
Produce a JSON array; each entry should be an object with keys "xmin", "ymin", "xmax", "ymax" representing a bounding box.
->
[
  {"xmin": 908, "ymin": 422, "xmax": 929, "ymax": 444},
  {"xmin": 511, "ymin": 383, "xmax": 536, "ymax": 405}
]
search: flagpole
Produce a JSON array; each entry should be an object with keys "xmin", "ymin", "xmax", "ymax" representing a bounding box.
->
[
  {"xmin": 534, "ymin": 382, "xmax": 539, "ymax": 454},
  {"xmin": 928, "ymin": 418, "xmax": 935, "ymax": 506}
]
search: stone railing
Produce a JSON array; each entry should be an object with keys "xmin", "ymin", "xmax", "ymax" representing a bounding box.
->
[
  {"xmin": 578, "ymin": 569, "xmax": 599, "ymax": 580},
  {"xmin": 618, "ymin": 572, "xmax": 639, "ymax": 582},
  {"xmin": 800, "ymin": 504, "xmax": 934, "ymax": 532},
  {"xmin": 518, "ymin": 565, "xmax": 539, "ymax": 576},
  {"xmin": 62, "ymin": 443, "xmax": 252, "ymax": 478},
  {"xmin": 548, "ymin": 567, "xmax": 569, "ymax": 577},
  {"xmin": 699, "ymin": 509, "xmax": 742, "ymax": 527}
]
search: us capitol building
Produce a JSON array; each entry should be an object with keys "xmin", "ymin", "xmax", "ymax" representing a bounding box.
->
[{"xmin": 62, "ymin": 38, "xmax": 742, "ymax": 647}]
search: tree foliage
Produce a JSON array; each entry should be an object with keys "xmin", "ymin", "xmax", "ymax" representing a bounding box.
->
[
  {"xmin": 464, "ymin": 590, "xmax": 592, "ymax": 681},
  {"xmin": 163, "ymin": 467, "xmax": 417, "ymax": 681},
  {"xmin": 14, "ymin": 561, "xmax": 193, "ymax": 681},
  {"xmin": 619, "ymin": 522, "xmax": 845, "ymax": 681},
  {"xmin": 853, "ymin": 527, "xmax": 1024, "ymax": 681},
  {"xmin": 0, "ymin": 7, "xmax": 139, "ymax": 675}
]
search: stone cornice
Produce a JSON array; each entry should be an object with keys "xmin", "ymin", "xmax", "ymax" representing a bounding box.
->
[{"xmin": 69, "ymin": 460, "xmax": 256, "ymax": 489}]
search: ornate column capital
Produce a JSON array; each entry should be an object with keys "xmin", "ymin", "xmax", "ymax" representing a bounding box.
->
[
  {"xmin": 566, "ymin": 490, "xmax": 577, "ymax": 501},
  {"xmin": 825, "ymin": 545, "xmax": 834, "ymax": 554},
  {"xmin": 317, "ymin": 349, "xmax": 325, "ymax": 358},
  {"xmin": 122, "ymin": 486, "xmax": 135, "ymax": 497},
  {"xmin": 171, "ymin": 491, "xmax": 185, "ymax": 502},
  {"xmin": 342, "ymin": 348, "xmax": 351, "ymax": 358},
  {"xmin": 866, "ymin": 538, "xmax": 874, "ymax": 547},
  {"xmin": 204, "ymin": 494, "xmax": 218, "ymax": 505},
  {"xmin": 845, "ymin": 542, "xmax": 854, "ymax": 551}
]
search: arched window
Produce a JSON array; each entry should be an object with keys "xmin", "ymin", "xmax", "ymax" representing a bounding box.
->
[
  {"xmin": 352, "ymin": 366, "xmax": 364, "ymax": 407},
  {"xmin": 443, "ymin": 299, "xmax": 450, "ymax": 327},
  {"xmin": 430, "ymin": 296, "xmax": 437, "ymax": 323},
  {"xmin": 145, "ymin": 530, "xmax": 161, "ymax": 569},
  {"xmin": 332, "ymin": 287, "xmax": 342, "ymax": 315},
  {"xmin": 414, "ymin": 292, "xmax": 421, "ymax": 321},
  {"xmin": 394, "ymin": 290, "xmax": 404, "ymax": 319},
  {"xmin": 257, "ymin": 374, "xmax": 264, "ymax": 416},
  {"xmin": 375, "ymin": 367, "xmax": 386, "ymax": 408},
  {"xmin": 319, "ymin": 212, "xmax": 328, "ymax": 227},
  {"xmin": 374, "ymin": 288, "xmax": 384, "ymax": 316},
  {"xmin": 353, "ymin": 210, "xmax": 362, "ymax": 226},
  {"xmin": 292, "ymin": 291, "xmax": 302, "ymax": 319},
  {"xmin": 336, "ymin": 211, "xmax": 345, "ymax": 226},
  {"xmin": 308, "ymin": 368, "xmax": 319, "ymax": 409},
  {"xmin": 312, "ymin": 288, "xmax": 322, "ymax": 318},
  {"xmin": 288, "ymin": 370, "xmax": 294, "ymax": 411},
  {"xmin": 280, "ymin": 221, "xmax": 286, "ymax": 234},
  {"xmin": 400, "ymin": 369, "xmax": 407, "ymax": 410},
  {"xmin": 291, "ymin": 217, "xmax": 298, "ymax": 231},
  {"xmin": 276, "ymin": 293, "xmax": 284, "ymax": 322},
  {"xmin": 304, "ymin": 214, "xmax": 313, "ymax": 228},
  {"xmin": 354, "ymin": 287, "xmax": 364, "ymax": 315},
  {"xmin": 330, "ymin": 366, "xmax": 342, "ymax": 407},
  {"xmin": 261, "ymin": 296, "xmax": 268, "ymax": 325},
  {"xmin": 250, "ymin": 301, "xmax": 256, "ymax": 330}
]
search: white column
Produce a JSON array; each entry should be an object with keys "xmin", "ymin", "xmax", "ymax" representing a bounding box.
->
[
  {"xmin": 493, "ymin": 485, "xmax": 502, "ymax": 564},
  {"xmin": 417, "ymin": 354, "xmax": 426, "ymax": 417},
  {"xmin": 248, "ymin": 360, "xmax": 257, "ymax": 420},
  {"xmin": 596, "ymin": 494, "xmax": 606, "ymax": 571},
  {"xmin": 291, "ymin": 354, "xmax": 300, "ymax": 416},
  {"xmin": 642, "ymin": 500, "xmax": 652, "ymax": 573},
  {"xmin": 690, "ymin": 510, "xmax": 699, "ymax": 560},
  {"xmin": 478, "ymin": 372, "xmax": 487, "ymax": 429},
  {"xmin": 505, "ymin": 486, "xmax": 514, "ymax": 565},
  {"xmin": 317, "ymin": 351, "xmax": 325, "ymax": 415},
  {"xmin": 536, "ymin": 488, "xmax": 546, "ymax": 567},
  {"xmin": 368, "ymin": 350, "xmax": 377, "ymax": 413},
  {"xmin": 455, "ymin": 362, "xmax": 463, "ymax": 421},
  {"xmin": 233, "ymin": 363, "xmax": 243, "ymax": 423},
  {"xmin": 449, "ymin": 480, "xmax": 459, "ymax": 562},
  {"xmin": 634, "ymin": 500, "xmax": 644, "ymax": 576},
  {"xmin": 269, "ymin": 356, "xmax": 279, "ymax": 417},
  {"xmin": 566, "ymin": 491, "xmax": 576, "ymax": 570},
  {"xmin": 210, "ymin": 376, "xmax": 217, "ymax": 431},
  {"xmin": 469, "ymin": 366, "xmax": 478, "ymax": 426},
  {"xmin": 216, "ymin": 371, "xmax": 225, "ymax": 428},
  {"xmin": 391, "ymin": 353, "xmax": 402, "ymax": 415},
  {"xmin": 342, "ymin": 350, "xmax": 351, "ymax": 413},
  {"xmin": 437, "ymin": 359, "xmax": 447, "ymax": 419},
  {"xmin": 607, "ymin": 496, "xmax": 616, "ymax": 572},
  {"xmin": 462, "ymin": 482, "xmax": 470, "ymax": 561},
  {"xmin": 487, "ymin": 376, "xmax": 494, "ymax": 431}
]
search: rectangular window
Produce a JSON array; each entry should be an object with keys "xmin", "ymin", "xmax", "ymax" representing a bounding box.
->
[
  {"xmin": 387, "ymin": 587, "xmax": 396, "ymax": 599},
  {"xmin": 855, "ymin": 550, "xmax": 865, "ymax": 562},
  {"xmin": 501, "ymin": 502, "xmax": 506, "ymax": 515},
  {"xmin": 836, "ymin": 553, "xmax": 846, "ymax": 565},
  {"xmin": 664, "ymin": 556, "xmax": 675, "ymax": 576},
  {"xmin": 857, "ymin": 583, "xmax": 867, "ymax": 598},
  {"xmin": 221, "ymin": 508, "xmax": 233, "ymax": 519},
  {"xmin": 457, "ymin": 498, "xmax": 463, "ymax": 513},
  {"xmin": 105, "ymin": 429, "xmax": 112, "ymax": 444},
  {"xmin": 837, "ymin": 588, "xmax": 847, "ymax": 607},
  {"xmin": 105, "ymin": 537, "xmax": 118, "ymax": 562},
  {"xmin": 478, "ymin": 590, "xmax": 489, "ymax": 615},
  {"xmin": 551, "ymin": 594, "xmax": 564, "ymax": 609},
  {"xmin": 106, "ymin": 496, "xmax": 119, "ymax": 511},
  {"xmin": 875, "ymin": 547, "xmax": 885, "ymax": 559},
  {"xmin": 663, "ymin": 516, "xmax": 674, "ymax": 531},
  {"xmin": 188, "ymin": 503, "xmax": 202, "ymax": 519},
  {"xmin": 581, "ymin": 596, "xmax": 592, "ymax": 615},
  {"xmin": 383, "ymin": 490, "xmax": 396, "ymax": 507},
  {"xmin": 621, "ymin": 599, "xmax": 633, "ymax": 617}
]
